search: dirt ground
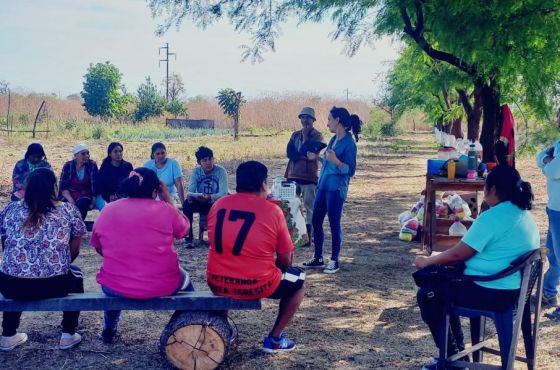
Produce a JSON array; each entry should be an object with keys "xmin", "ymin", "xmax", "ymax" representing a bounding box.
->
[{"xmin": 0, "ymin": 132, "xmax": 559, "ymax": 369}]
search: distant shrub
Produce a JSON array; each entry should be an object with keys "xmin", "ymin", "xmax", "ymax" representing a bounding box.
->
[
  {"xmin": 362, "ymin": 107, "xmax": 399, "ymax": 139},
  {"xmin": 166, "ymin": 99, "xmax": 188, "ymax": 118},
  {"xmin": 18, "ymin": 113, "xmax": 29, "ymax": 125},
  {"xmin": 134, "ymin": 77, "xmax": 166, "ymax": 122},
  {"xmin": 87, "ymin": 125, "xmax": 105, "ymax": 140},
  {"xmin": 64, "ymin": 119, "xmax": 77, "ymax": 130},
  {"xmin": 380, "ymin": 121, "xmax": 399, "ymax": 137}
]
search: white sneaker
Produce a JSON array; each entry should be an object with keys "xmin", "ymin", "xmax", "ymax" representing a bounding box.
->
[
  {"xmin": 0, "ymin": 333, "xmax": 28, "ymax": 351},
  {"xmin": 323, "ymin": 260, "xmax": 340, "ymax": 274},
  {"xmin": 59, "ymin": 332, "xmax": 82, "ymax": 350}
]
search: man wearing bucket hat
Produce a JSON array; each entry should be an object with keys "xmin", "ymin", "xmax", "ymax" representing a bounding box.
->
[{"xmin": 285, "ymin": 107, "xmax": 325, "ymax": 247}]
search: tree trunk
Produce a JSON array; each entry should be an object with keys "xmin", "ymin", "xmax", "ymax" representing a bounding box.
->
[
  {"xmin": 468, "ymin": 88, "xmax": 483, "ymax": 141},
  {"xmin": 233, "ymin": 117, "xmax": 239, "ymax": 141},
  {"xmin": 479, "ymin": 80, "xmax": 501, "ymax": 162},
  {"xmin": 160, "ymin": 311, "xmax": 232, "ymax": 370},
  {"xmin": 435, "ymin": 118, "xmax": 445, "ymax": 133},
  {"xmin": 233, "ymin": 92, "xmax": 242, "ymax": 141},
  {"xmin": 457, "ymin": 85, "xmax": 483, "ymax": 141},
  {"xmin": 450, "ymin": 114, "xmax": 463, "ymax": 138}
]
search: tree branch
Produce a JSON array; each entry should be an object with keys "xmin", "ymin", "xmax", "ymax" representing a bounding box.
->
[
  {"xmin": 457, "ymin": 89, "xmax": 473, "ymax": 116},
  {"xmin": 414, "ymin": 0, "xmax": 424, "ymax": 34},
  {"xmin": 400, "ymin": 3, "xmax": 477, "ymax": 76}
]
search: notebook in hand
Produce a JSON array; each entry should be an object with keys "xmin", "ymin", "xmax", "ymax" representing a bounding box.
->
[{"xmin": 299, "ymin": 141, "xmax": 327, "ymax": 155}]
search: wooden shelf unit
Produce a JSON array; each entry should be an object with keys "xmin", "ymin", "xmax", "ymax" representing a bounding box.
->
[{"xmin": 422, "ymin": 175, "xmax": 485, "ymax": 254}]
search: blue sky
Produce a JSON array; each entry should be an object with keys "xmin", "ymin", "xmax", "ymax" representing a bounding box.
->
[{"xmin": 0, "ymin": 0, "xmax": 401, "ymax": 100}]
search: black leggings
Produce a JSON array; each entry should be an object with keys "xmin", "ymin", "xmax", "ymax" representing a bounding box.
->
[
  {"xmin": 417, "ymin": 280, "xmax": 519, "ymax": 355},
  {"xmin": 0, "ymin": 270, "xmax": 82, "ymax": 336}
]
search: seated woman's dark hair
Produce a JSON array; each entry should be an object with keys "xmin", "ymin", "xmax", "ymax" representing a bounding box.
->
[
  {"xmin": 103, "ymin": 142, "xmax": 123, "ymax": 164},
  {"xmin": 150, "ymin": 142, "xmax": 166, "ymax": 159},
  {"xmin": 120, "ymin": 167, "xmax": 160, "ymax": 199},
  {"xmin": 485, "ymin": 165, "xmax": 533, "ymax": 210},
  {"xmin": 330, "ymin": 106, "xmax": 362, "ymax": 142},
  {"xmin": 236, "ymin": 161, "xmax": 268, "ymax": 193},
  {"xmin": 24, "ymin": 168, "xmax": 57, "ymax": 228},
  {"xmin": 195, "ymin": 146, "xmax": 213, "ymax": 161},
  {"xmin": 24, "ymin": 143, "xmax": 47, "ymax": 160}
]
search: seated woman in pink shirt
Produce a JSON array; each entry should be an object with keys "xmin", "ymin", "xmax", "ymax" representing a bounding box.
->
[{"xmin": 91, "ymin": 167, "xmax": 190, "ymax": 343}]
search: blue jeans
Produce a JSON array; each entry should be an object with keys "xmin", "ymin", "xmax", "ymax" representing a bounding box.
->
[
  {"xmin": 544, "ymin": 208, "xmax": 560, "ymax": 297},
  {"xmin": 102, "ymin": 269, "xmax": 194, "ymax": 331},
  {"xmin": 312, "ymin": 189, "xmax": 344, "ymax": 261}
]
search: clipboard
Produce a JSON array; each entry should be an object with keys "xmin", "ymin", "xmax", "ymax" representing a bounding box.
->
[{"xmin": 298, "ymin": 141, "xmax": 327, "ymax": 155}]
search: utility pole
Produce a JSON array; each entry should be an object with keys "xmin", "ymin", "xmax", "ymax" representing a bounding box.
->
[
  {"xmin": 343, "ymin": 88, "xmax": 350, "ymax": 103},
  {"xmin": 159, "ymin": 43, "xmax": 176, "ymax": 101}
]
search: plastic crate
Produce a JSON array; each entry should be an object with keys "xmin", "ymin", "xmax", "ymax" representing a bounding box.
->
[{"xmin": 279, "ymin": 181, "xmax": 297, "ymax": 200}]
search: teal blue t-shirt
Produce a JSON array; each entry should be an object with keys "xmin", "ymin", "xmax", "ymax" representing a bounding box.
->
[
  {"xmin": 462, "ymin": 201, "xmax": 539, "ymax": 290},
  {"xmin": 143, "ymin": 158, "xmax": 183, "ymax": 198}
]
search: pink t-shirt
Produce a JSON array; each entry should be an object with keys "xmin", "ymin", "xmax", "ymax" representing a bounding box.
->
[{"xmin": 91, "ymin": 198, "xmax": 189, "ymax": 299}]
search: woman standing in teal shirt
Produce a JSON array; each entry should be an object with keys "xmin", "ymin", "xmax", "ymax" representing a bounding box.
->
[
  {"xmin": 413, "ymin": 165, "xmax": 539, "ymax": 369},
  {"xmin": 302, "ymin": 107, "xmax": 361, "ymax": 274}
]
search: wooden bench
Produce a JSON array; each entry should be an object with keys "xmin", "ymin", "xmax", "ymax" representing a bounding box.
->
[{"xmin": 0, "ymin": 291, "xmax": 261, "ymax": 370}]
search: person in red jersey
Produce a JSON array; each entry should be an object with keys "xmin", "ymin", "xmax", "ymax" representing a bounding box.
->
[{"xmin": 207, "ymin": 160, "xmax": 305, "ymax": 353}]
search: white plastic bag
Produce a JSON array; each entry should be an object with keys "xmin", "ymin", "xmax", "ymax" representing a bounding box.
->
[{"xmin": 449, "ymin": 219, "xmax": 467, "ymax": 236}]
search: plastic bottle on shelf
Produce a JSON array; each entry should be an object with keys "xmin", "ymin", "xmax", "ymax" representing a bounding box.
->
[
  {"xmin": 474, "ymin": 140, "xmax": 483, "ymax": 159},
  {"xmin": 455, "ymin": 139, "xmax": 465, "ymax": 155},
  {"xmin": 449, "ymin": 218, "xmax": 468, "ymax": 236},
  {"xmin": 467, "ymin": 142, "xmax": 477, "ymax": 171}
]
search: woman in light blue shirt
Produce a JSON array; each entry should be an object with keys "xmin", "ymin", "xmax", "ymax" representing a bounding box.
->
[
  {"xmin": 535, "ymin": 141, "xmax": 560, "ymax": 315},
  {"xmin": 302, "ymin": 107, "xmax": 361, "ymax": 274},
  {"xmin": 143, "ymin": 142, "xmax": 185, "ymax": 205},
  {"xmin": 413, "ymin": 165, "xmax": 539, "ymax": 368}
]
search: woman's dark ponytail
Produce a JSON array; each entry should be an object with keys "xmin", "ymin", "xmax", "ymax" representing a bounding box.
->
[
  {"xmin": 330, "ymin": 107, "xmax": 362, "ymax": 141},
  {"xmin": 349, "ymin": 114, "xmax": 362, "ymax": 142},
  {"xmin": 516, "ymin": 181, "xmax": 534, "ymax": 210},
  {"xmin": 485, "ymin": 165, "xmax": 533, "ymax": 210}
]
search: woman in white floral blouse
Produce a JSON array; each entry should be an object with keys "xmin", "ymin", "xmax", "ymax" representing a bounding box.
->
[{"xmin": 0, "ymin": 168, "xmax": 86, "ymax": 351}]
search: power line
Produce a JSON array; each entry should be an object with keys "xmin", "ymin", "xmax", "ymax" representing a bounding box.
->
[{"xmin": 159, "ymin": 43, "xmax": 176, "ymax": 101}]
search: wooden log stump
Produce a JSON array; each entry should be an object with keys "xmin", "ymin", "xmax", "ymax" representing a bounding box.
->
[{"xmin": 160, "ymin": 311, "xmax": 232, "ymax": 370}]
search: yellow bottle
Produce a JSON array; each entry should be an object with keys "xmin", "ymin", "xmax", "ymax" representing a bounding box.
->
[{"xmin": 447, "ymin": 160, "xmax": 456, "ymax": 180}]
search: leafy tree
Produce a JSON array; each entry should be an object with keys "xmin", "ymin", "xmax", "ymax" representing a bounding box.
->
[
  {"xmin": 384, "ymin": 45, "xmax": 469, "ymax": 138},
  {"xmin": 377, "ymin": 1, "xmax": 560, "ymax": 160},
  {"xmin": 0, "ymin": 80, "xmax": 9, "ymax": 94},
  {"xmin": 162, "ymin": 73, "xmax": 185, "ymax": 101},
  {"xmin": 134, "ymin": 77, "xmax": 166, "ymax": 122},
  {"xmin": 148, "ymin": 0, "xmax": 560, "ymax": 161},
  {"xmin": 81, "ymin": 62, "xmax": 127, "ymax": 119},
  {"xmin": 216, "ymin": 88, "xmax": 246, "ymax": 140},
  {"xmin": 166, "ymin": 99, "xmax": 188, "ymax": 118}
]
